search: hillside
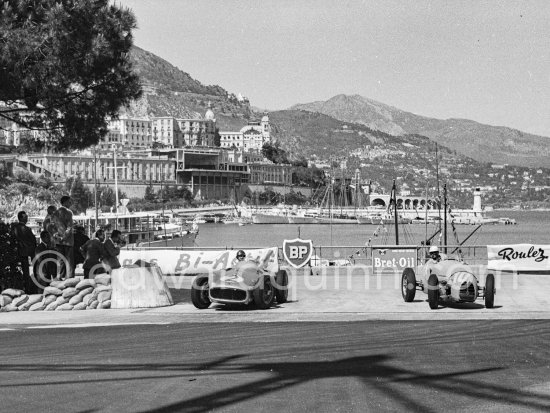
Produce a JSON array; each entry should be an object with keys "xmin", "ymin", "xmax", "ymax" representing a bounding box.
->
[
  {"xmin": 123, "ymin": 46, "xmax": 253, "ymax": 130},
  {"xmin": 291, "ymin": 94, "xmax": 550, "ymax": 168}
]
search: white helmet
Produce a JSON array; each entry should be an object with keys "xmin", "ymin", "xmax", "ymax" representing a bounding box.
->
[{"xmin": 429, "ymin": 246, "xmax": 440, "ymax": 254}]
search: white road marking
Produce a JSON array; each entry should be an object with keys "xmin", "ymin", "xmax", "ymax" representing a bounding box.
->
[{"xmin": 27, "ymin": 322, "xmax": 172, "ymax": 329}]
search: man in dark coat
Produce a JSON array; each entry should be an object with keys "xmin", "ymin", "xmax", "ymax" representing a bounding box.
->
[
  {"xmin": 11, "ymin": 211, "xmax": 37, "ymax": 293},
  {"xmin": 80, "ymin": 229, "xmax": 106, "ymax": 279},
  {"xmin": 102, "ymin": 230, "xmax": 124, "ymax": 273},
  {"xmin": 73, "ymin": 224, "xmax": 90, "ymax": 271},
  {"xmin": 34, "ymin": 231, "xmax": 57, "ymax": 288},
  {"xmin": 51, "ymin": 196, "xmax": 74, "ymax": 278}
]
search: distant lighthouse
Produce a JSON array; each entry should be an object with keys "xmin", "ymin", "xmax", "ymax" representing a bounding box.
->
[{"xmin": 473, "ymin": 188, "xmax": 482, "ymax": 212}]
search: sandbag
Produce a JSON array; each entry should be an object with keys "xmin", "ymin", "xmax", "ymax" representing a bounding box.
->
[
  {"xmin": 56, "ymin": 303, "xmax": 74, "ymax": 311},
  {"xmin": 94, "ymin": 274, "xmax": 111, "ymax": 286},
  {"xmin": 69, "ymin": 294, "xmax": 83, "ymax": 306},
  {"xmin": 45, "ymin": 301, "xmax": 58, "ymax": 311},
  {"xmin": 12, "ymin": 295, "xmax": 29, "ymax": 307},
  {"xmin": 49, "ymin": 280, "xmax": 65, "ymax": 289},
  {"xmin": 42, "ymin": 295, "xmax": 57, "ymax": 306},
  {"xmin": 19, "ymin": 294, "xmax": 43, "ymax": 311},
  {"xmin": 78, "ymin": 287, "xmax": 94, "ymax": 298},
  {"xmin": 73, "ymin": 302, "xmax": 87, "ymax": 310},
  {"xmin": 62, "ymin": 287, "xmax": 78, "ymax": 299},
  {"xmin": 97, "ymin": 290, "xmax": 112, "ymax": 303},
  {"xmin": 54, "ymin": 296, "xmax": 68, "ymax": 306},
  {"xmin": 62, "ymin": 278, "xmax": 80, "ymax": 288},
  {"xmin": 2, "ymin": 303, "xmax": 19, "ymax": 312},
  {"xmin": 82, "ymin": 293, "xmax": 94, "ymax": 306},
  {"xmin": 29, "ymin": 302, "xmax": 46, "ymax": 311},
  {"xmin": 99, "ymin": 300, "xmax": 111, "ymax": 309},
  {"xmin": 96, "ymin": 285, "xmax": 112, "ymax": 292},
  {"xmin": 1, "ymin": 288, "xmax": 24, "ymax": 298},
  {"xmin": 87, "ymin": 300, "xmax": 99, "ymax": 309},
  {"xmin": 76, "ymin": 279, "xmax": 96, "ymax": 290},
  {"xmin": 25, "ymin": 294, "xmax": 43, "ymax": 306},
  {"xmin": 0, "ymin": 295, "xmax": 13, "ymax": 307},
  {"xmin": 43, "ymin": 286, "xmax": 62, "ymax": 296}
]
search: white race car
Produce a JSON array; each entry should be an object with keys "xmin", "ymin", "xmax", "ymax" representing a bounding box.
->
[
  {"xmin": 401, "ymin": 258, "xmax": 495, "ymax": 309},
  {"xmin": 191, "ymin": 261, "xmax": 288, "ymax": 309}
]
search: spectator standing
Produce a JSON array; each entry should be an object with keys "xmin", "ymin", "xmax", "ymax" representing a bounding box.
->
[
  {"xmin": 80, "ymin": 229, "xmax": 106, "ymax": 279},
  {"xmin": 73, "ymin": 224, "xmax": 90, "ymax": 273},
  {"xmin": 51, "ymin": 196, "xmax": 74, "ymax": 278},
  {"xmin": 11, "ymin": 211, "xmax": 37, "ymax": 293},
  {"xmin": 43, "ymin": 205, "xmax": 57, "ymax": 247},
  {"xmin": 102, "ymin": 229, "xmax": 124, "ymax": 273},
  {"xmin": 34, "ymin": 231, "xmax": 57, "ymax": 288}
]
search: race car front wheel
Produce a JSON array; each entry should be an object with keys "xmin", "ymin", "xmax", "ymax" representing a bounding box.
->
[
  {"xmin": 254, "ymin": 275, "xmax": 275, "ymax": 309},
  {"xmin": 485, "ymin": 273, "xmax": 495, "ymax": 309},
  {"xmin": 274, "ymin": 270, "xmax": 289, "ymax": 304},
  {"xmin": 427, "ymin": 273, "xmax": 440, "ymax": 310},
  {"xmin": 401, "ymin": 268, "xmax": 416, "ymax": 302},
  {"xmin": 191, "ymin": 275, "xmax": 211, "ymax": 309}
]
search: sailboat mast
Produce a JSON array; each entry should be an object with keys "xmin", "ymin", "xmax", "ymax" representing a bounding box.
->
[
  {"xmin": 435, "ymin": 143, "xmax": 441, "ymax": 232},
  {"xmin": 392, "ymin": 180, "xmax": 399, "ymax": 245}
]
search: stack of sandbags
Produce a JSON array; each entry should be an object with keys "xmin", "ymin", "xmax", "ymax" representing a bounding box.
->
[{"xmin": 0, "ymin": 274, "xmax": 113, "ymax": 312}]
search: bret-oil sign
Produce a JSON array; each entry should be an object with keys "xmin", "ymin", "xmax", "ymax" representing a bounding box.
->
[{"xmin": 372, "ymin": 247, "xmax": 417, "ymax": 274}]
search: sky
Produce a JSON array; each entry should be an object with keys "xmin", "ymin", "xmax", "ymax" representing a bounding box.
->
[{"xmin": 118, "ymin": 0, "xmax": 550, "ymax": 137}]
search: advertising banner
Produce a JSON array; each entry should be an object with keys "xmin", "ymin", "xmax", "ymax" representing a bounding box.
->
[
  {"xmin": 487, "ymin": 244, "xmax": 550, "ymax": 272},
  {"xmin": 372, "ymin": 247, "xmax": 417, "ymax": 274},
  {"xmin": 119, "ymin": 247, "xmax": 279, "ymax": 275}
]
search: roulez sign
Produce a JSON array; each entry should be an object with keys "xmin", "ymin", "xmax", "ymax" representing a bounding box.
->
[
  {"xmin": 283, "ymin": 238, "xmax": 313, "ymax": 269},
  {"xmin": 488, "ymin": 244, "xmax": 550, "ymax": 272},
  {"xmin": 372, "ymin": 247, "xmax": 417, "ymax": 274}
]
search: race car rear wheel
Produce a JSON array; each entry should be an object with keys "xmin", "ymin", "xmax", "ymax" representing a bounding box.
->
[
  {"xmin": 274, "ymin": 270, "xmax": 289, "ymax": 304},
  {"xmin": 254, "ymin": 275, "xmax": 275, "ymax": 309},
  {"xmin": 191, "ymin": 275, "xmax": 211, "ymax": 309},
  {"xmin": 401, "ymin": 268, "xmax": 416, "ymax": 302},
  {"xmin": 427, "ymin": 273, "xmax": 440, "ymax": 310},
  {"xmin": 485, "ymin": 273, "xmax": 495, "ymax": 309}
]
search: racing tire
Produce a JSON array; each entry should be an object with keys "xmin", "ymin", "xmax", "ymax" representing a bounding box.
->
[
  {"xmin": 191, "ymin": 275, "xmax": 211, "ymax": 309},
  {"xmin": 274, "ymin": 270, "xmax": 289, "ymax": 304},
  {"xmin": 401, "ymin": 268, "xmax": 416, "ymax": 302},
  {"xmin": 427, "ymin": 273, "xmax": 440, "ymax": 310},
  {"xmin": 485, "ymin": 273, "xmax": 495, "ymax": 309},
  {"xmin": 253, "ymin": 274, "xmax": 275, "ymax": 309}
]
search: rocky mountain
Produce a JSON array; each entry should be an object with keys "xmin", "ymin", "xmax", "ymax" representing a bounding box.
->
[
  {"xmin": 291, "ymin": 94, "xmax": 550, "ymax": 168},
  {"xmin": 123, "ymin": 46, "xmax": 254, "ymax": 130}
]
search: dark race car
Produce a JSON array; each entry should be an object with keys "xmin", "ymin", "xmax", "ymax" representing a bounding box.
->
[{"xmin": 191, "ymin": 261, "xmax": 289, "ymax": 309}]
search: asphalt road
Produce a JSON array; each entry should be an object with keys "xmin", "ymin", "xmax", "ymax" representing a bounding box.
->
[{"xmin": 1, "ymin": 321, "xmax": 550, "ymax": 412}]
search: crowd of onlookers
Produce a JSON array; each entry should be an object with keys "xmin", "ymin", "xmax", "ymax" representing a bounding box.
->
[{"xmin": 9, "ymin": 195, "xmax": 125, "ymax": 293}]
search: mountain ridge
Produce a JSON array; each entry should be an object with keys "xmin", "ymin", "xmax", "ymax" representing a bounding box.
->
[{"xmin": 291, "ymin": 94, "xmax": 550, "ymax": 167}]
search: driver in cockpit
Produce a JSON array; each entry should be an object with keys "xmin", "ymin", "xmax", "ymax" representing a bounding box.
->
[{"xmin": 427, "ymin": 246, "xmax": 447, "ymax": 264}]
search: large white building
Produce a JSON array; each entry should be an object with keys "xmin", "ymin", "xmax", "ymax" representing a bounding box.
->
[
  {"xmin": 219, "ymin": 113, "xmax": 271, "ymax": 151},
  {"xmin": 103, "ymin": 106, "xmax": 216, "ymax": 149}
]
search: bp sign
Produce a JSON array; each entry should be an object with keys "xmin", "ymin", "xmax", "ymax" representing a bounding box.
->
[
  {"xmin": 283, "ymin": 238, "xmax": 313, "ymax": 269},
  {"xmin": 372, "ymin": 247, "xmax": 417, "ymax": 274}
]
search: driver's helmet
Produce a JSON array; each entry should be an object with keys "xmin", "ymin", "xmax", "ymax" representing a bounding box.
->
[
  {"xmin": 429, "ymin": 245, "xmax": 440, "ymax": 259},
  {"xmin": 236, "ymin": 250, "xmax": 246, "ymax": 261}
]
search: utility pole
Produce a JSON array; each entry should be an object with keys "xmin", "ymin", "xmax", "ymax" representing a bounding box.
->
[
  {"xmin": 392, "ymin": 180, "xmax": 399, "ymax": 245},
  {"xmin": 443, "ymin": 183, "xmax": 448, "ymax": 253},
  {"xmin": 105, "ymin": 144, "xmax": 125, "ymax": 229},
  {"xmin": 93, "ymin": 146, "xmax": 98, "ymax": 230}
]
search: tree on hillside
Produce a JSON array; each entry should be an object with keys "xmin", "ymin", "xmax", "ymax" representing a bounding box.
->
[
  {"xmin": 64, "ymin": 175, "xmax": 92, "ymax": 213},
  {"xmin": 262, "ymin": 142, "xmax": 289, "ymax": 164},
  {"xmin": 0, "ymin": 0, "xmax": 142, "ymax": 151}
]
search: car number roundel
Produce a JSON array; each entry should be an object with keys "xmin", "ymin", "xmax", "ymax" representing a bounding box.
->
[{"xmin": 283, "ymin": 238, "xmax": 313, "ymax": 268}]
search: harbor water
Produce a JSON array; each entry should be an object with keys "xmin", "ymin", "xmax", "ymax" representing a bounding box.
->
[{"xmin": 156, "ymin": 210, "xmax": 550, "ymax": 249}]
